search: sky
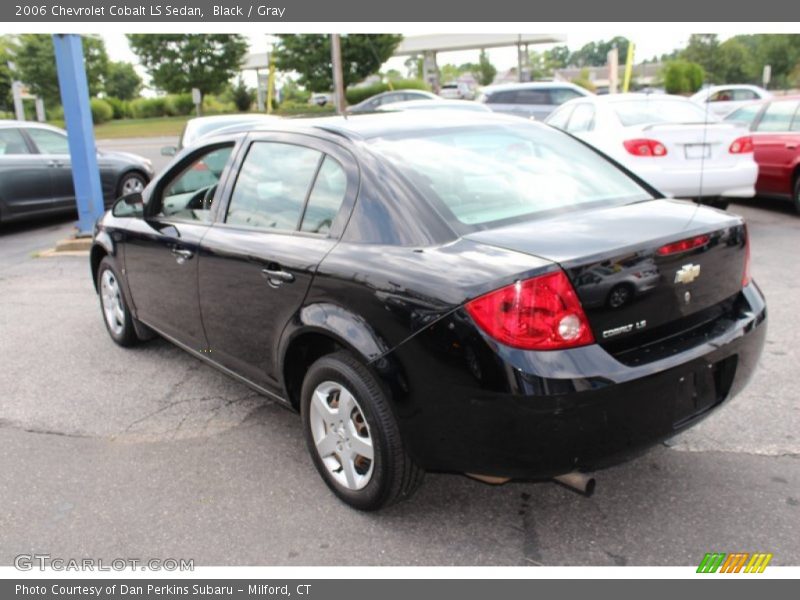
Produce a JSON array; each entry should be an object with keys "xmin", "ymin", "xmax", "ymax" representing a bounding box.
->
[{"xmin": 101, "ymin": 31, "xmax": 728, "ymax": 91}]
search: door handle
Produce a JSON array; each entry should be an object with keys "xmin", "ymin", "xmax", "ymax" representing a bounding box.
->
[
  {"xmin": 786, "ymin": 143, "xmax": 798, "ymax": 150},
  {"xmin": 261, "ymin": 268, "xmax": 295, "ymax": 287},
  {"xmin": 47, "ymin": 160, "xmax": 62, "ymax": 168},
  {"xmin": 170, "ymin": 247, "xmax": 194, "ymax": 263}
]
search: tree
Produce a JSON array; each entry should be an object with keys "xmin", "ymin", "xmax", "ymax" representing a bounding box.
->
[
  {"xmin": 274, "ymin": 34, "xmax": 402, "ymax": 91},
  {"xmin": 571, "ymin": 68, "xmax": 596, "ymax": 92},
  {"xmin": 681, "ymin": 34, "xmax": 719, "ymax": 82},
  {"xmin": 0, "ymin": 36, "xmax": 14, "ymax": 112},
  {"xmin": 477, "ymin": 50, "xmax": 497, "ymax": 86},
  {"xmin": 543, "ymin": 45, "xmax": 570, "ymax": 69},
  {"xmin": 14, "ymin": 34, "xmax": 108, "ymax": 106},
  {"xmin": 662, "ymin": 60, "xmax": 705, "ymax": 94},
  {"xmin": 127, "ymin": 34, "xmax": 248, "ymax": 99},
  {"xmin": 230, "ymin": 77, "xmax": 254, "ymax": 112},
  {"xmin": 105, "ymin": 61, "xmax": 142, "ymax": 100},
  {"xmin": 570, "ymin": 37, "xmax": 630, "ymax": 68}
]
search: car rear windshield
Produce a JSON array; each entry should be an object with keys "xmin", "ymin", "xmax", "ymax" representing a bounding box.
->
[
  {"xmin": 612, "ymin": 99, "xmax": 714, "ymax": 127},
  {"xmin": 367, "ymin": 123, "xmax": 652, "ymax": 228}
]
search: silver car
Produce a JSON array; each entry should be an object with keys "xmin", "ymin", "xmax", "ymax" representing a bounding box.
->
[{"xmin": 477, "ymin": 82, "xmax": 592, "ymax": 120}]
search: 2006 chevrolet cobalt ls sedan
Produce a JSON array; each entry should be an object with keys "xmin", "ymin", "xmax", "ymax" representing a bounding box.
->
[{"xmin": 90, "ymin": 112, "xmax": 766, "ymax": 510}]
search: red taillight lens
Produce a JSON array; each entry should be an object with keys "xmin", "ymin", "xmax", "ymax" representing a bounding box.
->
[
  {"xmin": 729, "ymin": 136, "xmax": 754, "ymax": 154},
  {"xmin": 623, "ymin": 138, "xmax": 668, "ymax": 157},
  {"xmin": 656, "ymin": 234, "xmax": 710, "ymax": 256},
  {"xmin": 742, "ymin": 226, "xmax": 751, "ymax": 287},
  {"xmin": 465, "ymin": 271, "xmax": 594, "ymax": 350}
]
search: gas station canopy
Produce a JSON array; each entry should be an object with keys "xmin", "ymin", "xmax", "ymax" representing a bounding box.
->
[{"xmin": 393, "ymin": 33, "xmax": 567, "ymax": 56}]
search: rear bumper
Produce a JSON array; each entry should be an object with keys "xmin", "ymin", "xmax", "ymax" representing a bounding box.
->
[
  {"xmin": 634, "ymin": 161, "xmax": 758, "ymax": 199},
  {"xmin": 386, "ymin": 283, "xmax": 767, "ymax": 478}
]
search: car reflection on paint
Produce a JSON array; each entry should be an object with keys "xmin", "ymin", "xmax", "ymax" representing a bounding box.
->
[{"xmin": 574, "ymin": 257, "xmax": 661, "ymax": 309}]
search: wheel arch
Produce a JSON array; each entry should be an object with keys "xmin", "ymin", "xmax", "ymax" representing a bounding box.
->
[
  {"xmin": 90, "ymin": 232, "xmax": 116, "ymax": 292},
  {"xmin": 279, "ymin": 303, "xmax": 399, "ymax": 411}
]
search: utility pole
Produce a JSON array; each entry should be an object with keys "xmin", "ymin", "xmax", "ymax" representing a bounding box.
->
[{"xmin": 331, "ymin": 34, "xmax": 346, "ymax": 115}]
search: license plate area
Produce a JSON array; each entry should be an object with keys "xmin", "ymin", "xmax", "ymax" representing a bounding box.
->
[
  {"xmin": 672, "ymin": 355, "xmax": 738, "ymax": 428},
  {"xmin": 684, "ymin": 144, "xmax": 711, "ymax": 159}
]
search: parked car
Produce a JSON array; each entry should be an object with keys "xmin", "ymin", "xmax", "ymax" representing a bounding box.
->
[
  {"xmin": 545, "ymin": 94, "xmax": 758, "ymax": 207},
  {"xmin": 477, "ymin": 81, "xmax": 592, "ymax": 120},
  {"xmin": 161, "ymin": 114, "xmax": 280, "ymax": 155},
  {"xmin": 724, "ymin": 96, "xmax": 800, "ymax": 212},
  {"xmin": 0, "ymin": 121, "xmax": 153, "ymax": 224},
  {"xmin": 348, "ymin": 89, "xmax": 440, "ymax": 113},
  {"xmin": 690, "ymin": 85, "xmax": 772, "ymax": 118},
  {"xmin": 376, "ymin": 99, "xmax": 491, "ymax": 113},
  {"xmin": 439, "ymin": 82, "xmax": 474, "ymax": 100},
  {"xmin": 92, "ymin": 112, "xmax": 765, "ymax": 510},
  {"xmin": 309, "ymin": 92, "xmax": 333, "ymax": 107}
]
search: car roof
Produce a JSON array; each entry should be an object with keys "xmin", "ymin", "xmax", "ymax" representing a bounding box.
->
[
  {"xmin": 0, "ymin": 120, "xmax": 64, "ymax": 132},
  {"xmin": 208, "ymin": 110, "xmax": 531, "ymax": 142},
  {"xmin": 585, "ymin": 93, "xmax": 695, "ymax": 104},
  {"xmin": 376, "ymin": 99, "xmax": 490, "ymax": 112},
  {"xmin": 481, "ymin": 81, "xmax": 588, "ymax": 93}
]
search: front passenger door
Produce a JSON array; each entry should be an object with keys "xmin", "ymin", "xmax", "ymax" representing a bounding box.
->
[{"xmin": 124, "ymin": 143, "xmax": 235, "ymax": 348}]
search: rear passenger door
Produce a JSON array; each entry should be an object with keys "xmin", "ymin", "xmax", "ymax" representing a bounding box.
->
[
  {"xmin": 0, "ymin": 127, "xmax": 53, "ymax": 218},
  {"xmin": 751, "ymin": 99, "xmax": 800, "ymax": 195},
  {"xmin": 198, "ymin": 133, "xmax": 358, "ymax": 392}
]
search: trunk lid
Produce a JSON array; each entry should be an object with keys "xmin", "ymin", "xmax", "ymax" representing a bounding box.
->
[
  {"xmin": 628, "ymin": 122, "xmax": 748, "ymax": 170},
  {"xmin": 463, "ymin": 199, "xmax": 748, "ymax": 349}
]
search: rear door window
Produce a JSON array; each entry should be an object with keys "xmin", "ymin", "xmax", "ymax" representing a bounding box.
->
[
  {"xmin": 0, "ymin": 128, "xmax": 30, "ymax": 155},
  {"xmin": 27, "ymin": 128, "xmax": 69, "ymax": 154},
  {"xmin": 550, "ymin": 88, "xmax": 585, "ymax": 105},
  {"xmin": 300, "ymin": 156, "xmax": 347, "ymax": 235},
  {"xmin": 226, "ymin": 142, "xmax": 322, "ymax": 231},
  {"xmin": 566, "ymin": 103, "xmax": 595, "ymax": 133},
  {"xmin": 514, "ymin": 89, "xmax": 549, "ymax": 105},
  {"xmin": 756, "ymin": 101, "xmax": 800, "ymax": 132}
]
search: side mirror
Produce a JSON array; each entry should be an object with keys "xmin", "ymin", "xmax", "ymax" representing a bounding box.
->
[
  {"xmin": 161, "ymin": 146, "xmax": 177, "ymax": 156},
  {"xmin": 112, "ymin": 192, "xmax": 144, "ymax": 218}
]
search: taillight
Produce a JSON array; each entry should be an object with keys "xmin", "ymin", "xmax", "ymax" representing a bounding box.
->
[
  {"xmin": 623, "ymin": 138, "xmax": 667, "ymax": 157},
  {"xmin": 656, "ymin": 234, "xmax": 710, "ymax": 256},
  {"xmin": 742, "ymin": 226, "xmax": 751, "ymax": 287},
  {"xmin": 729, "ymin": 136, "xmax": 754, "ymax": 154},
  {"xmin": 465, "ymin": 271, "xmax": 594, "ymax": 350}
]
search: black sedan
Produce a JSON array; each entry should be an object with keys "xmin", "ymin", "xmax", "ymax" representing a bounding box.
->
[
  {"xmin": 0, "ymin": 121, "xmax": 153, "ymax": 224},
  {"xmin": 90, "ymin": 111, "xmax": 766, "ymax": 510}
]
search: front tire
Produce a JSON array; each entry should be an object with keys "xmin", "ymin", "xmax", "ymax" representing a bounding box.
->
[
  {"xmin": 301, "ymin": 351, "xmax": 423, "ymax": 511},
  {"xmin": 97, "ymin": 257, "xmax": 139, "ymax": 347},
  {"xmin": 793, "ymin": 177, "xmax": 800, "ymax": 215},
  {"xmin": 116, "ymin": 171, "xmax": 148, "ymax": 198}
]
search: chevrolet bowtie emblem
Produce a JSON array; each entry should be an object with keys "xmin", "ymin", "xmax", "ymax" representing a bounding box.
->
[{"xmin": 675, "ymin": 263, "xmax": 701, "ymax": 284}]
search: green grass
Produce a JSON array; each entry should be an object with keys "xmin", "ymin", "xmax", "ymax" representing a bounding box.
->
[
  {"xmin": 93, "ymin": 116, "xmax": 191, "ymax": 139},
  {"xmin": 42, "ymin": 106, "xmax": 339, "ymax": 141}
]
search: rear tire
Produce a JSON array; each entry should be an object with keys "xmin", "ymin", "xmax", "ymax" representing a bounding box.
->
[
  {"xmin": 96, "ymin": 257, "xmax": 140, "ymax": 347},
  {"xmin": 301, "ymin": 351, "xmax": 423, "ymax": 511}
]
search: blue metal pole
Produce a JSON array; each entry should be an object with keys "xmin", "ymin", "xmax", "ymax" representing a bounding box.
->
[{"xmin": 52, "ymin": 34, "xmax": 106, "ymax": 236}]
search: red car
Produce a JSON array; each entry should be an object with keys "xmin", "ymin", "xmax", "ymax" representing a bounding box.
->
[{"xmin": 725, "ymin": 95, "xmax": 800, "ymax": 212}]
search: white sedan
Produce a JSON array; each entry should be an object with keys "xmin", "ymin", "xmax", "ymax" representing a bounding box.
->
[
  {"xmin": 545, "ymin": 94, "xmax": 758, "ymax": 204},
  {"xmin": 690, "ymin": 84, "xmax": 772, "ymax": 118}
]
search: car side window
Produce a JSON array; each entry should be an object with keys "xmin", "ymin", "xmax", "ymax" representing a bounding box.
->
[
  {"xmin": 550, "ymin": 88, "xmax": 584, "ymax": 105},
  {"xmin": 724, "ymin": 104, "xmax": 762, "ymax": 127},
  {"xmin": 546, "ymin": 106, "xmax": 572, "ymax": 130},
  {"xmin": 226, "ymin": 142, "xmax": 322, "ymax": 231},
  {"xmin": 300, "ymin": 156, "xmax": 347, "ymax": 235},
  {"xmin": 566, "ymin": 104, "xmax": 595, "ymax": 133},
  {"xmin": 27, "ymin": 128, "xmax": 69, "ymax": 154},
  {"xmin": 0, "ymin": 128, "xmax": 30, "ymax": 155},
  {"xmin": 709, "ymin": 90, "xmax": 733, "ymax": 102},
  {"xmin": 756, "ymin": 101, "xmax": 800, "ymax": 133},
  {"xmin": 487, "ymin": 90, "xmax": 515, "ymax": 104},
  {"xmin": 157, "ymin": 144, "xmax": 233, "ymax": 221},
  {"xmin": 733, "ymin": 89, "xmax": 758, "ymax": 101},
  {"xmin": 515, "ymin": 89, "xmax": 549, "ymax": 105}
]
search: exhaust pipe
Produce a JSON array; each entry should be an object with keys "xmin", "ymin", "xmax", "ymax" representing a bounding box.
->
[{"xmin": 554, "ymin": 471, "xmax": 596, "ymax": 496}]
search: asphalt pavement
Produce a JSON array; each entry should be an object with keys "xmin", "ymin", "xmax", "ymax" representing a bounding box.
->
[{"xmin": 0, "ymin": 189, "xmax": 797, "ymax": 566}]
